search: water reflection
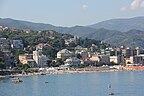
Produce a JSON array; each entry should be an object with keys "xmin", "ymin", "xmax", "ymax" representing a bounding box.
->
[{"xmin": 0, "ymin": 71, "xmax": 144, "ymax": 96}]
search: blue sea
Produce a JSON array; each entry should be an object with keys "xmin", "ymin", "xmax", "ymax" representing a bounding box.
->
[{"xmin": 0, "ymin": 71, "xmax": 144, "ymax": 96}]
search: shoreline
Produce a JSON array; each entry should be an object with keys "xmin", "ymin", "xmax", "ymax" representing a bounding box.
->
[{"xmin": 1, "ymin": 68, "xmax": 144, "ymax": 78}]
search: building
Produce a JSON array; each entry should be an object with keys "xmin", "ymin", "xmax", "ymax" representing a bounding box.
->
[
  {"xmin": 0, "ymin": 26, "xmax": 9, "ymax": 31},
  {"xmin": 75, "ymin": 50, "xmax": 88, "ymax": 60},
  {"xmin": 89, "ymin": 54, "xmax": 100, "ymax": 62},
  {"xmin": 0, "ymin": 51, "xmax": 3, "ymax": 64},
  {"xmin": 125, "ymin": 58, "xmax": 131, "ymax": 64},
  {"xmin": 121, "ymin": 48, "xmax": 135, "ymax": 58},
  {"xmin": 19, "ymin": 54, "xmax": 35, "ymax": 67},
  {"xmin": 0, "ymin": 38, "xmax": 12, "ymax": 68},
  {"xmin": 90, "ymin": 44, "xmax": 98, "ymax": 52},
  {"xmin": 0, "ymin": 38, "xmax": 10, "ymax": 51},
  {"xmin": 109, "ymin": 56, "xmax": 121, "ymax": 64},
  {"xmin": 36, "ymin": 43, "xmax": 51, "ymax": 50},
  {"xmin": 65, "ymin": 57, "xmax": 80, "ymax": 65},
  {"xmin": 138, "ymin": 54, "xmax": 144, "ymax": 64},
  {"xmin": 130, "ymin": 56, "xmax": 143, "ymax": 64},
  {"xmin": 90, "ymin": 55, "xmax": 110, "ymax": 64},
  {"xmin": 11, "ymin": 40, "xmax": 24, "ymax": 49},
  {"xmin": 33, "ymin": 50, "xmax": 40, "ymax": 65},
  {"xmin": 33, "ymin": 48, "xmax": 48, "ymax": 67},
  {"xmin": 100, "ymin": 55, "xmax": 110, "ymax": 64},
  {"xmin": 65, "ymin": 36, "xmax": 80, "ymax": 45},
  {"xmin": 57, "ymin": 49, "xmax": 73, "ymax": 60},
  {"xmin": 38, "ymin": 55, "xmax": 48, "ymax": 68}
]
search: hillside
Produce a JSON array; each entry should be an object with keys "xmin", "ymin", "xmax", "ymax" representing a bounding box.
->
[
  {"xmin": 88, "ymin": 17, "xmax": 144, "ymax": 32},
  {"xmin": 1, "ymin": 17, "xmax": 144, "ymax": 48},
  {"xmin": 0, "ymin": 18, "xmax": 96, "ymax": 37},
  {"xmin": 0, "ymin": 18, "xmax": 56, "ymax": 30},
  {"xmin": 86, "ymin": 29, "xmax": 144, "ymax": 48},
  {"xmin": 0, "ymin": 29, "xmax": 106, "ymax": 59}
]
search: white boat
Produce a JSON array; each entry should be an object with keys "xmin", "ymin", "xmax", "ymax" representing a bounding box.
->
[{"xmin": 12, "ymin": 78, "xmax": 23, "ymax": 83}]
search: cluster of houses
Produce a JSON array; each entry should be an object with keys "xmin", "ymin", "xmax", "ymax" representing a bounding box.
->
[
  {"xmin": 19, "ymin": 44, "xmax": 48, "ymax": 68},
  {"xmin": 1, "ymin": 36, "xmax": 144, "ymax": 68},
  {"xmin": 0, "ymin": 38, "xmax": 24, "ymax": 68},
  {"xmin": 0, "ymin": 26, "xmax": 9, "ymax": 31},
  {"xmin": 1, "ymin": 28, "xmax": 144, "ymax": 69},
  {"xmin": 18, "ymin": 43, "xmax": 144, "ymax": 68},
  {"xmin": 0, "ymin": 26, "xmax": 19, "ymax": 31},
  {"xmin": 57, "ymin": 45, "xmax": 144, "ymax": 66}
]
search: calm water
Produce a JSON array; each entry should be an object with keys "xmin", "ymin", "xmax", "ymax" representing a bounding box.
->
[{"xmin": 0, "ymin": 71, "xmax": 144, "ymax": 96}]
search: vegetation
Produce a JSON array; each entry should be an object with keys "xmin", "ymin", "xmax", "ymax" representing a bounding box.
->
[
  {"xmin": 0, "ymin": 29, "xmax": 112, "ymax": 69},
  {"xmin": 1, "ymin": 17, "xmax": 144, "ymax": 48},
  {"xmin": 70, "ymin": 64, "xmax": 89, "ymax": 68},
  {"xmin": 0, "ymin": 29, "xmax": 107, "ymax": 59}
]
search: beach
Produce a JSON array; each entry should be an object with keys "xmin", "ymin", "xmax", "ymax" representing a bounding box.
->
[{"xmin": 1, "ymin": 66, "xmax": 144, "ymax": 78}]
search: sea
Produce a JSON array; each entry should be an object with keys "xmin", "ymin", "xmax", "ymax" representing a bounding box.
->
[{"xmin": 0, "ymin": 71, "xmax": 144, "ymax": 96}]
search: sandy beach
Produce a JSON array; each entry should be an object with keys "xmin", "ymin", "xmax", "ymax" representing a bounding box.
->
[{"xmin": 1, "ymin": 66, "xmax": 144, "ymax": 78}]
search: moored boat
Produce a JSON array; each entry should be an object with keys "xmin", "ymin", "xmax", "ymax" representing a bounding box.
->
[
  {"xmin": 108, "ymin": 84, "xmax": 115, "ymax": 95},
  {"xmin": 12, "ymin": 78, "xmax": 23, "ymax": 83}
]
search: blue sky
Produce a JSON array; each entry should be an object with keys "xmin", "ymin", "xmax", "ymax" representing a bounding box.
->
[{"xmin": 0, "ymin": 0, "xmax": 144, "ymax": 26}]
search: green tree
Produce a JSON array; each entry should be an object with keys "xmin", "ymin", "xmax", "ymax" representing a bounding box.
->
[
  {"xmin": 76, "ymin": 54, "xmax": 82, "ymax": 59},
  {"xmin": 0, "ymin": 63, "xmax": 6, "ymax": 69},
  {"xmin": 22, "ymin": 64, "xmax": 30, "ymax": 70}
]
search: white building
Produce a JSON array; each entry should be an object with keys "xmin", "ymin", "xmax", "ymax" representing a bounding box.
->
[
  {"xmin": 33, "ymin": 48, "xmax": 47, "ymax": 67},
  {"xmin": 39, "ymin": 55, "xmax": 47, "ymax": 67},
  {"xmin": 65, "ymin": 57, "xmax": 80, "ymax": 65},
  {"xmin": 11, "ymin": 40, "xmax": 24, "ymax": 49},
  {"xmin": 57, "ymin": 49, "xmax": 73, "ymax": 60},
  {"xmin": 33, "ymin": 50, "xmax": 39, "ymax": 64}
]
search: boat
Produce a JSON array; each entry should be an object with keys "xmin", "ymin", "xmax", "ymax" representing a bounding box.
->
[
  {"xmin": 9, "ymin": 76, "xmax": 15, "ymax": 78},
  {"xmin": 41, "ymin": 73, "xmax": 46, "ymax": 75},
  {"xmin": 109, "ymin": 93, "xmax": 115, "ymax": 95},
  {"xmin": 12, "ymin": 78, "xmax": 23, "ymax": 83},
  {"xmin": 108, "ymin": 84, "xmax": 115, "ymax": 95}
]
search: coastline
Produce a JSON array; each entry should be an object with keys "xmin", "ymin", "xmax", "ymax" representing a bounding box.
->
[{"xmin": 1, "ymin": 67, "xmax": 144, "ymax": 78}]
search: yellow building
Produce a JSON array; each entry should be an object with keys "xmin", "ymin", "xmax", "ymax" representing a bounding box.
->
[
  {"xmin": 19, "ymin": 54, "xmax": 35, "ymax": 67},
  {"xmin": 125, "ymin": 58, "xmax": 131, "ymax": 64},
  {"xmin": 110, "ymin": 56, "xmax": 120, "ymax": 64},
  {"xmin": 89, "ymin": 55, "xmax": 100, "ymax": 62}
]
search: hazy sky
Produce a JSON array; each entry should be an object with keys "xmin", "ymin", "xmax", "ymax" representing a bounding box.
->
[{"xmin": 0, "ymin": 0, "xmax": 144, "ymax": 26}]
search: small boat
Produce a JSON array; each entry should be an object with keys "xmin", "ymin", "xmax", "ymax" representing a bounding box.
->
[
  {"xmin": 41, "ymin": 73, "xmax": 46, "ymax": 75},
  {"xmin": 40, "ymin": 72, "xmax": 46, "ymax": 75},
  {"xmin": 45, "ymin": 81, "xmax": 48, "ymax": 83},
  {"xmin": 109, "ymin": 92, "xmax": 115, "ymax": 95},
  {"xmin": 9, "ymin": 76, "xmax": 15, "ymax": 78},
  {"xmin": 12, "ymin": 78, "xmax": 23, "ymax": 83},
  {"xmin": 108, "ymin": 84, "xmax": 115, "ymax": 95}
]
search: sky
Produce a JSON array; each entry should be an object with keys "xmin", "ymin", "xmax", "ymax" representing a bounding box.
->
[{"xmin": 0, "ymin": 0, "xmax": 144, "ymax": 26}]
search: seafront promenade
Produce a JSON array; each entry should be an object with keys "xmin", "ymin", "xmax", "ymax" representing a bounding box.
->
[{"xmin": 1, "ymin": 66, "xmax": 144, "ymax": 78}]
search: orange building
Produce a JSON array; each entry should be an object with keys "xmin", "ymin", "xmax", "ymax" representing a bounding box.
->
[{"xmin": 19, "ymin": 54, "xmax": 35, "ymax": 67}]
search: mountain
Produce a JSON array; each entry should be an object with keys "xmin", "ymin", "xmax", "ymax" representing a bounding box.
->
[
  {"xmin": 0, "ymin": 18, "xmax": 56, "ymax": 30},
  {"xmin": 1, "ymin": 17, "xmax": 144, "ymax": 48},
  {"xmin": 86, "ymin": 29, "xmax": 144, "ymax": 48},
  {"xmin": 0, "ymin": 18, "xmax": 96, "ymax": 36},
  {"xmin": 88, "ymin": 16, "xmax": 144, "ymax": 32}
]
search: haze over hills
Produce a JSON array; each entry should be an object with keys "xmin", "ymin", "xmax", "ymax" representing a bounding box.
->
[
  {"xmin": 1, "ymin": 17, "xmax": 144, "ymax": 34},
  {"xmin": 85, "ymin": 28, "xmax": 144, "ymax": 48},
  {"xmin": 88, "ymin": 16, "xmax": 144, "ymax": 32},
  {"xmin": 0, "ymin": 18, "xmax": 96, "ymax": 36},
  {"xmin": 0, "ymin": 17, "xmax": 144, "ymax": 47}
]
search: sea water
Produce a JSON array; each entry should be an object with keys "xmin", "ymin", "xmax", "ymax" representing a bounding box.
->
[{"xmin": 0, "ymin": 71, "xmax": 144, "ymax": 96}]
